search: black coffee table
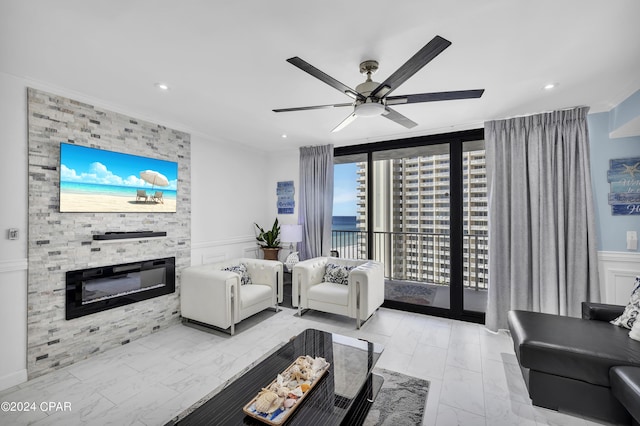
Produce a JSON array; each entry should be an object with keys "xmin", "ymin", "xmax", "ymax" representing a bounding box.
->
[{"xmin": 169, "ymin": 329, "xmax": 384, "ymax": 425}]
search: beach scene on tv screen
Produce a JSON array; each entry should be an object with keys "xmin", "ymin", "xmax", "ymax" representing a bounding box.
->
[{"xmin": 59, "ymin": 143, "xmax": 178, "ymax": 212}]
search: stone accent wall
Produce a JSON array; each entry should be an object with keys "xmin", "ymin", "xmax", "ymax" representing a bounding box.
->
[{"xmin": 27, "ymin": 88, "xmax": 191, "ymax": 379}]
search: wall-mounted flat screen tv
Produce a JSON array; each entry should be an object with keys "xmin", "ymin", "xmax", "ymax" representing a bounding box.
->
[{"xmin": 59, "ymin": 143, "xmax": 178, "ymax": 213}]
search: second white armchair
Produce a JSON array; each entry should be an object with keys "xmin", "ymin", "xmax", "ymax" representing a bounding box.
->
[{"xmin": 292, "ymin": 257, "xmax": 384, "ymax": 329}]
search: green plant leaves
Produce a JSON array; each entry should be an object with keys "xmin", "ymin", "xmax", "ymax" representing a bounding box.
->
[{"xmin": 255, "ymin": 218, "xmax": 281, "ymax": 248}]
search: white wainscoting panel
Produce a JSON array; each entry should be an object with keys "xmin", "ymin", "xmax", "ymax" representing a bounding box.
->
[
  {"xmin": 0, "ymin": 262, "xmax": 28, "ymax": 391},
  {"xmin": 243, "ymin": 246, "xmax": 260, "ymax": 258},
  {"xmin": 598, "ymin": 251, "xmax": 640, "ymax": 304},
  {"xmin": 0, "ymin": 258, "xmax": 28, "ymax": 273},
  {"xmin": 192, "ymin": 236, "xmax": 259, "ymax": 266},
  {"xmin": 202, "ymin": 253, "xmax": 228, "ymax": 265}
]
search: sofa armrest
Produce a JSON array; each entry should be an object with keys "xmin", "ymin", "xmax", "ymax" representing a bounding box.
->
[
  {"xmin": 181, "ymin": 266, "xmax": 239, "ymax": 328},
  {"xmin": 348, "ymin": 260, "xmax": 385, "ymax": 320},
  {"xmin": 610, "ymin": 366, "xmax": 640, "ymax": 424},
  {"xmin": 292, "ymin": 257, "xmax": 328, "ymax": 308},
  {"xmin": 581, "ymin": 301, "xmax": 625, "ymax": 322}
]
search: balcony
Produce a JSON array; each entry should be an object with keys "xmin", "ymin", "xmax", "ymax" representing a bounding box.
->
[{"xmin": 331, "ymin": 229, "xmax": 488, "ymax": 291}]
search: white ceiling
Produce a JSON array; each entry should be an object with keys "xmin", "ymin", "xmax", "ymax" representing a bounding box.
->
[{"xmin": 1, "ymin": 0, "xmax": 639, "ymax": 152}]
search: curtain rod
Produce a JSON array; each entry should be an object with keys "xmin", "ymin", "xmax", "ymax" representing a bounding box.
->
[{"xmin": 489, "ymin": 105, "xmax": 590, "ymax": 122}]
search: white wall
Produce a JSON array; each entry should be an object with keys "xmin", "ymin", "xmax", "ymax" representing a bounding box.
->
[
  {"xmin": 190, "ymin": 134, "xmax": 272, "ymax": 264},
  {"xmin": 266, "ymin": 149, "xmax": 300, "ymax": 262},
  {"xmin": 0, "ymin": 71, "xmax": 274, "ymax": 390},
  {"xmin": 191, "ymin": 145, "xmax": 301, "ymax": 265},
  {"xmin": 0, "ymin": 72, "xmax": 28, "ymax": 390},
  {"xmin": 587, "ymin": 94, "xmax": 640, "ymax": 303}
]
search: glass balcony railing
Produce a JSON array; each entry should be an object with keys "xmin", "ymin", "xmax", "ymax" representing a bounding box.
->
[{"xmin": 331, "ymin": 230, "xmax": 488, "ymax": 290}]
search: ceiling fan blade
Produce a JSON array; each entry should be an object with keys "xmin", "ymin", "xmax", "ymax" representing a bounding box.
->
[
  {"xmin": 386, "ymin": 89, "xmax": 485, "ymax": 105},
  {"xmin": 273, "ymin": 103, "xmax": 352, "ymax": 113},
  {"xmin": 383, "ymin": 107, "xmax": 418, "ymax": 129},
  {"xmin": 331, "ymin": 113, "xmax": 358, "ymax": 132},
  {"xmin": 287, "ymin": 57, "xmax": 366, "ymax": 101},
  {"xmin": 370, "ymin": 36, "xmax": 452, "ymax": 99}
]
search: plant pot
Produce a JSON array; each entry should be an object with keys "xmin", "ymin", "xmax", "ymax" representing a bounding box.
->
[{"xmin": 261, "ymin": 247, "xmax": 280, "ymax": 261}]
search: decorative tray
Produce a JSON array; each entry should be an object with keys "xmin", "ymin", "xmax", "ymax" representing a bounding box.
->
[{"xmin": 242, "ymin": 355, "xmax": 330, "ymax": 425}]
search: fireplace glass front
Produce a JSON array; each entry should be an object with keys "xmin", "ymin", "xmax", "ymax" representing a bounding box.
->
[{"xmin": 66, "ymin": 257, "xmax": 175, "ymax": 319}]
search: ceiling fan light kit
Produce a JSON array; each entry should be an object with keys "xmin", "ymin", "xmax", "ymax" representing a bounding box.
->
[
  {"xmin": 354, "ymin": 102, "xmax": 385, "ymax": 117},
  {"xmin": 274, "ymin": 35, "xmax": 485, "ymax": 132}
]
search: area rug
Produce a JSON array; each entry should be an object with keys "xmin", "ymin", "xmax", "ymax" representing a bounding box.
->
[
  {"xmin": 364, "ymin": 368, "xmax": 429, "ymax": 426},
  {"xmin": 385, "ymin": 280, "xmax": 437, "ymax": 306},
  {"xmin": 283, "ymin": 278, "xmax": 438, "ymax": 308}
]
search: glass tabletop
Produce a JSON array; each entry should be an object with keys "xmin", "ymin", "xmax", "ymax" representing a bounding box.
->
[{"xmin": 172, "ymin": 328, "xmax": 384, "ymax": 425}]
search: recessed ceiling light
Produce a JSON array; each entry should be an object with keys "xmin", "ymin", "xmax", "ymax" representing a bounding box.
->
[
  {"xmin": 281, "ymin": 134, "xmax": 288, "ymax": 138},
  {"xmin": 155, "ymin": 83, "xmax": 170, "ymax": 91},
  {"xmin": 543, "ymin": 83, "xmax": 558, "ymax": 90}
]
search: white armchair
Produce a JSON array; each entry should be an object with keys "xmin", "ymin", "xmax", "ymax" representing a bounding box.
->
[
  {"xmin": 292, "ymin": 257, "xmax": 384, "ymax": 329},
  {"xmin": 181, "ymin": 258, "xmax": 283, "ymax": 335}
]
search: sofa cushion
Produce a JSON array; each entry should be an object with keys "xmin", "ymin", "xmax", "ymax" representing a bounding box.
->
[
  {"xmin": 222, "ymin": 263, "xmax": 252, "ymax": 285},
  {"xmin": 240, "ymin": 284, "xmax": 271, "ymax": 308},
  {"xmin": 308, "ymin": 282, "xmax": 349, "ymax": 306},
  {"xmin": 610, "ymin": 366, "xmax": 640, "ymax": 423},
  {"xmin": 508, "ymin": 310, "xmax": 640, "ymax": 387},
  {"xmin": 611, "ymin": 276, "xmax": 640, "ymax": 329},
  {"xmin": 323, "ymin": 263, "xmax": 355, "ymax": 285}
]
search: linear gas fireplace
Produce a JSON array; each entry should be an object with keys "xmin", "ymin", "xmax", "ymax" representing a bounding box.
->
[{"xmin": 66, "ymin": 257, "xmax": 175, "ymax": 320}]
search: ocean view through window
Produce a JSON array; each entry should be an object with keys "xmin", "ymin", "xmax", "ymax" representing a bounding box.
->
[
  {"xmin": 332, "ymin": 215, "xmax": 357, "ymax": 231},
  {"xmin": 333, "ymin": 159, "xmax": 366, "ymax": 258}
]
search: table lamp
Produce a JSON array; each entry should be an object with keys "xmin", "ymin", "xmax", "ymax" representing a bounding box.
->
[{"xmin": 281, "ymin": 224, "xmax": 303, "ymax": 272}]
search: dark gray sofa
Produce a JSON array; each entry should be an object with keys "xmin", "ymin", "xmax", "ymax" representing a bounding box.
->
[{"xmin": 508, "ymin": 302, "xmax": 640, "ymax": 425}]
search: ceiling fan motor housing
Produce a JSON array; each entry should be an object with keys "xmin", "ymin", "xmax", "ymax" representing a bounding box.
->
[
  {"xmin": 356, "ymin": 80, "xmax": 382, "ymax": 98},
  {"xmin": 354, "ymin": 60, "xmax": 386, "ymax": 117},
  {"xmin": 357, "ymin": 60, "xmax": 382, "ymax": 99}
]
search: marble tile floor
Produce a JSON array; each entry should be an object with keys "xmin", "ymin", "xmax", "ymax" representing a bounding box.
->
[{"xmin": 0, "ymin": 307, "xmax": 613, "ymax": 426}]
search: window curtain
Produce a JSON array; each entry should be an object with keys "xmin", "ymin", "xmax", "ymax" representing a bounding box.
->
[
  {"xmin": 298, "ymin": 144, "xmax": 334, "ymax": 260},
  {"xmin": 484, "ymin": 107, "xmax": 600, "ymax": 331}
]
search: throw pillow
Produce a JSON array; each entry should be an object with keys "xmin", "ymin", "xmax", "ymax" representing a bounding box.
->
[
  {"xmin": 222, "ymin": 263, "xmax": 252, "ymax": 285},
  {"xmin": 323, "ymin": 263, "xmax": 355, "ymax": 285},
  {"xmin": 630, "ymin": 319, "xmax": 640, "ymax": 342},
  {"xmin": 611, "ymin": 276, "xmax": 640, "ymax": 329}
]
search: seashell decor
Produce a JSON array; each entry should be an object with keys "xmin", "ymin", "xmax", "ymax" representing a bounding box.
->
[
  {"xmin": 255, "ymin": 389, "xmax": 283, "ymax": 414},
  {"xmin": 244, "ymin": 356, "xmax": 330, "ymax": 424}
]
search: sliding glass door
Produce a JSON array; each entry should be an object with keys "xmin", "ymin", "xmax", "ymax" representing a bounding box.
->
[
  {"xmin": 332, "ymin": 129, "xmax": 486, "ymax": 323},
  {"xmin": 371, "ymin": 144, "xmax": 451, "ymax": 310},
  {"xmin": 462, "ymin": 140, "xmax": 488, "ymax": 313}
]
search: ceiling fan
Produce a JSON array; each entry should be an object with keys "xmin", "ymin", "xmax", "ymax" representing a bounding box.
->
[{"xmin": 273, "ymin": 35, "xmax": 484, "ymax": 132}]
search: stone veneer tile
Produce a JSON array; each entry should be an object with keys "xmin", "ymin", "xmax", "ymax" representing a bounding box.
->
[{"xmin": 27, "ymin": 88, "xmax": 191, "ymax": 379}]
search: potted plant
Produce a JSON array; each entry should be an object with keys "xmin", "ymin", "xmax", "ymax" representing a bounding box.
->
[{"xmin": 255, "ymin": 219, "xmax": 281, "ymax": 260}]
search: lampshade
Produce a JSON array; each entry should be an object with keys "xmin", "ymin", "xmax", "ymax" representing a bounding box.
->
[{"xmin": 281, "ymin": 224, "xmax": 303, "ymax": 243}]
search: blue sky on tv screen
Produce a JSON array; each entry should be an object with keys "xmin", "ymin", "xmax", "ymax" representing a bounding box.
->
[{"xmin": 60, "ymin": 143, "xmax": 178, "ymax": 190}]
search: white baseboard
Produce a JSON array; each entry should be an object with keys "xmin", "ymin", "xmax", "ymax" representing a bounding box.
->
[
  {"xmin": 598, "ymin": 251, "xmax": 640, "ymax": 304},
  {"xmin": 0, "ymin": 369, "xmax": 27, "ymax": 392}
]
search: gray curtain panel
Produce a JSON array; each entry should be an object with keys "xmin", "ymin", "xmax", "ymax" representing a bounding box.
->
[
  {"xmin": 484, "ymin": 107, "xmax": 600, "ymax": 331},
  {"xmin": 298, "ymin": 144, "xmax": 334, "ymax": 260}
]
